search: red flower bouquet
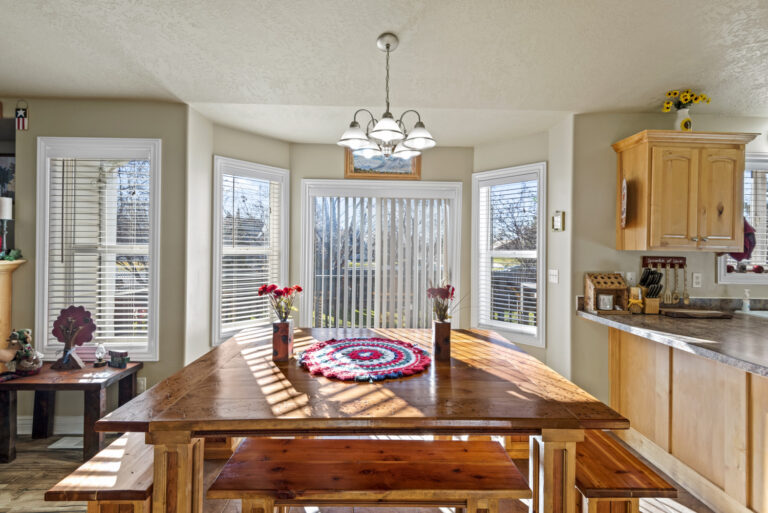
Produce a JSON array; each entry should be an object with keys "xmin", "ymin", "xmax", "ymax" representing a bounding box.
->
[
  {"xmin": 427, "ymin": 284, "xmax": 455, "ymax": 322},
  {"xmin": 258, "ymin": 284, "xmax": 303, "ymax": 322}
]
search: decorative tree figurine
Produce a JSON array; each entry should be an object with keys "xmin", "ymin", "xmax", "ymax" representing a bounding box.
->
[{"xmin": 51, "ymin": 306, "xmax": 97, "ymax": 370}]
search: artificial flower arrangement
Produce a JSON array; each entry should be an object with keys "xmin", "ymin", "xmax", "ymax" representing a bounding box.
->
[
  {"xmin": 258, "ymin": 284, "xmax": 303, "ymax": 322},
  {"xmin": 427, "ymin": 284, "xmax": 456, "ymax": 322},
  {"xmin": 662, "ymin": 89, "xmax": 710, "ymax": 112}
]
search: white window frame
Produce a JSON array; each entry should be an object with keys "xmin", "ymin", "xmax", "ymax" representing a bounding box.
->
[
  {"xmin": 718, "ymin": 153, "xmax": 768, "ymax": 284},
  {"xmin": 36, "ymin": 137, "xmax": 161, "ymax": 361},
  {"xmin": 299, "ymin": 179, "xmax": 463, "ymax": 328},
  {"xmin": 211, "ymin": 156, "xmax": 289, "ymax": 345},
  {"xmin": 471, "ymin": 162, "xmax": 547, "ymax": 348}
]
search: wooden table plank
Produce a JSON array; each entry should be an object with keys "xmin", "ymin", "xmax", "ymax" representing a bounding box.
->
[{"xmin": 97, "ymin": 328, "xmax": 626, "ymax": 435}]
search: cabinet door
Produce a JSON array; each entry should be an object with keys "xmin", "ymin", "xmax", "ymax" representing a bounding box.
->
[
  {"xmin": 650, "ymin": 147, "xmax": 699, "ymax": 248},
  {"xmin": 698, "ymin": 148, "xmax": 744, "ymax": 251}
]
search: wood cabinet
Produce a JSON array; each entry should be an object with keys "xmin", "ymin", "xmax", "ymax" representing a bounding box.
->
[{"xmin": 613, "ymin": 131, "xmax": 757, "ymax": 251}]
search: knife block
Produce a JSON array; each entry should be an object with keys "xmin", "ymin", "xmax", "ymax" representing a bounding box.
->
[{"xmin": 644, "ymin": 297, "xmax": 660, "ymax": 314}]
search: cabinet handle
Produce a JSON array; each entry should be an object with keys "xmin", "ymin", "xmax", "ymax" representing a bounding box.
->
[
  {"xmin": 691, "ymin": 237, "xmax": 699, "ymax": 241},
  {"xmin": 700, "ymin": 237, "xmax": 708, "ymax": 242}
]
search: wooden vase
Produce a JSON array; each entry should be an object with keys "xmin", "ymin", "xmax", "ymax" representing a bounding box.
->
[
  {"xmin": 272, "ymin": 320, "xmax": 294, "ymax": 362},
  {"xmin": 432, "ymin": 321, "xmax": 451, "ymax": 361}
]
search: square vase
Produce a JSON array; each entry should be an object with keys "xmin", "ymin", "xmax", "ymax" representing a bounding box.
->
[
  {"xmin": 272, "ymin": 320, "xmax": 294, "ymax": 362},
  {"xmin": 432, "ymin": 321, "xmax": 451, "ymax": 361}
]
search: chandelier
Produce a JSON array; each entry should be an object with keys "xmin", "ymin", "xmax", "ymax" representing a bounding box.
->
[{"xmin": 337, "ymin": 33, "xmax": 436, "ymax": 159}]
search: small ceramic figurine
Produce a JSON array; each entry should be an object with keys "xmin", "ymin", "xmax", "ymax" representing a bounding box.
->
[
  {"xmin": 51, "ymin": 305, "xmax": 97, "ymax": 371},
  {"xmin": 94, "ymin": 343, "xmax": 108, "ymax": 367},
  {"xmin": 9, "ymin": 329, "xmax": 43, "ymax": 375}
]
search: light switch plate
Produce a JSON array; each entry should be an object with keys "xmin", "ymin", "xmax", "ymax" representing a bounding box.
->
[
  {"xmin": 137, "ymin": 377, "xmax": 147, "ymax": 394},
  {"xmin": 692, "ymin": 272, "xmax": 702, "ymax": 288},
  {"xmin": 548, "ymin": 269, "xmax": 559, "ymax": 284}
]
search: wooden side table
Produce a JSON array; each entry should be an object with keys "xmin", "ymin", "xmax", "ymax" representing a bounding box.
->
[{"xmin": 0, "ymin": 362, "xmax": 142, "ymax": 462}]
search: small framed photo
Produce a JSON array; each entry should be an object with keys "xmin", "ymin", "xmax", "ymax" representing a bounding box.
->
[{"xmin": 344, "ymin": 149, "xmax": 421, "ymax": 180}]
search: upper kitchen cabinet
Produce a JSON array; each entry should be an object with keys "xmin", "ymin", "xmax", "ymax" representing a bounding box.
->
[{"xmin": 613, "ymin": 130, "xmax": 757, "ymax": 251}]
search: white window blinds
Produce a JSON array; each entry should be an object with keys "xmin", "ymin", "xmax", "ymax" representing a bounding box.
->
[
  {"xmin": 37, "ymin": 138, "xmax": 161, "ymax": 361},
  {"xmin": 718, "ymin": 156, "xmax": 768, "ymax": 283},
  {"xmin": 473, "ymin": 163, "xmax": 546, "ymax": 346},
  {"xmin": 301, "ymin": 180, "xmax": 462, "ymax": 329},
  {"xmin": 213, "ymin": 157, "xmax": 288, "ymax": 343}
]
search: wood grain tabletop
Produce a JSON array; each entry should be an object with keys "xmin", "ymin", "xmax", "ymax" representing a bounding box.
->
[{"xmin": 95, "ymin": 328, "xmax": 627, "ymax": 435}]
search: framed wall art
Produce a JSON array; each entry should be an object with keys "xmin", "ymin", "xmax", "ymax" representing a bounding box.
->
[{"xmin": 344, "ymin": 149, "xmax": 421, "ymax": 180}]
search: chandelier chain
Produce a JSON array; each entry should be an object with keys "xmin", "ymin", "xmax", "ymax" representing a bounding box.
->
[{"xmin": 385, "ymin": 45, "xmax": 391, "ymax": 113}]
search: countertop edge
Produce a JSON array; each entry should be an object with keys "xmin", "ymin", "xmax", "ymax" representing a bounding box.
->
[{"xmin": 576, "ymin": 310, "xmax": 768, "ymax": 377}]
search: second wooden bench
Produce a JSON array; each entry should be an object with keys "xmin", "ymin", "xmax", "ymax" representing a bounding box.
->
[{"xmin": 207, "ymin": 437, "xmax": 531, "ymax": 513}]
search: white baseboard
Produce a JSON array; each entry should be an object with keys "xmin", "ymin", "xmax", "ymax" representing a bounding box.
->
[{"xmin": 16, "ymin": 415, "xmax": 83, "ymax": 435}]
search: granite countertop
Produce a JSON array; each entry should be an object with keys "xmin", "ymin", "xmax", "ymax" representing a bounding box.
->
[{"xmin": 577, "ymin": 309, "xmax": 768, "ymax": 377}]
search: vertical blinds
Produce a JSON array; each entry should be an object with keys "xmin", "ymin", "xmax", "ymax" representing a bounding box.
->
[
  {"xmin": 312, "ymin": 196, "xmax": 450, "ymax": 328},
  {"xmin": 727, "ymin": 168, "xmax": 768, "ymax": 268},
  {"xmin": 219, "ymin": 173, "xmax": 281, "ymax": 335},
  {"xmin": 477, "ymin": 177, "xmax": 539, "ymax": 334},
  {"xmin": 47, "ymin": 158, "xmax": 151, "ymax": 346}
]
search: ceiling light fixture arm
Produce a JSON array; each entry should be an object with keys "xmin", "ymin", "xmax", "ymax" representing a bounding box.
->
[{"xmin": 352, "ymin": 108, "xmax": 378, "ymax": 134}]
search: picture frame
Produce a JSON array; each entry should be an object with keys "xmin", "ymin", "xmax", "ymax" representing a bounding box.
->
[{"xmin": 344, "ymin": 148, "xmax": 421, "ymax": 180}]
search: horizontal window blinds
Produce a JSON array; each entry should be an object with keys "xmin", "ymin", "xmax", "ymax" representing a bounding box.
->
[
  {"xmin": 478, "ymin": 176, "xmax": 539, "ymax": 334},
  {"xmin": 727, "ymin": 168, "xmax": 768, "ymax": 269},
  {"xmin": 219, "ymin": 173, "xmax": 281, "ymax": 334},
  {"xmin": 47, "ymin": 158, "xmax": 151, "ymax": 346},
  {"xmin": 312, "ymin": 195, "xmax": 450, "ymax": 329}
]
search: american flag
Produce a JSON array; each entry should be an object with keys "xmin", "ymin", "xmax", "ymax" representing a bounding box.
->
[{"xmin": 15, "ymin": 107, "xmax": 27, "ymax": 130}]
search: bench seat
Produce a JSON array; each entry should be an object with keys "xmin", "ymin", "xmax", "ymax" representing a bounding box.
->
[
  {"xmin": 45, "ymin": 432, "xmax": 153, "ymax": 513},
  {"xmin": 208, "ymin": 438, "xmax": 531, "ymax": 512},
  {"xmin": 574, "ymin": 430, "xmax": 677, "ymax": 512}
]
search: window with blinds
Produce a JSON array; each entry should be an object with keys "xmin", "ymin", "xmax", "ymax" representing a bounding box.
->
[
  {"xmin": 718, "ymin": 156, "xmax": 768, "ymax": 283},
  {"xmin": 213, "ymin": 157, "xmax": 288, "ymax": 343},
  {"xmin": 37, "ymin": 138, "xmax": 160, "ymax": 360},
  {"xmin": 472, "ymin": 163, "xmax": 546, "ymax": 346},
  {"xmin": 301, "ymin": 180, "xmax": 462, "ymax": 329}
]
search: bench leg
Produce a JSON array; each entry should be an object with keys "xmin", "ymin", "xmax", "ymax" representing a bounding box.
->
[
  {"xmin": 581, "ymin": 497, "xmax": 639, "ymax": 513},
  {"xmin": 90, "ymin": 498, "xmax": 152, "ymax": 513},
  {"xmin": 150, "ymin": 432, "xmax": 204, "ymax": 513},
  {"xmin": 243, "ymin": 498, "xmax": 275, "ymax": 513},
  {"xmin": 32, "ymin": 390, "xmax": 56, "ymax": 439}
]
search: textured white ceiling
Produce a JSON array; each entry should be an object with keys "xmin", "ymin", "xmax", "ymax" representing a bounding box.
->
[{"xmin": 1, "ymin": 0, "xmax": 767, "ymax": 144}]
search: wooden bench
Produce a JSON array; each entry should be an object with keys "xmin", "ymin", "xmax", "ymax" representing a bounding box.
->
[
  {"xmin": 530, "ymin": 430, "xmax": 677, "ymax": 513},
  {"xmin": 45, "ymin": 432, "xmax": 154, "ymax": 513},
  {"xmin": 208, "ymin": 438, "xmax": 531, "ymax": 513}
]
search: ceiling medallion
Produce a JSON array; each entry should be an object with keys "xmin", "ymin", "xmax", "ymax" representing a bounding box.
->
[{"xmin": 337, "ymin": 32, "xmax": 436, "ymax": 159}]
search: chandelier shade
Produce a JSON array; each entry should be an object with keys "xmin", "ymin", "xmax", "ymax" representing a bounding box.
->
[
  {"xmin": 403, "ymin": 121, "xmax": 436, "ymax": 150},
  {"xmin": 337, "ymin": 33, "xmax": 436, "ymax": 160},
  {"xmin": 337, "ymin": 121, "xmax": 370, "ymax": 149}
]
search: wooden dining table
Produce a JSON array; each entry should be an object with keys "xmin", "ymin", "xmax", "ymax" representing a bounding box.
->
[{"xmin": 96, "ymin": 327, "xmax": 628, "ymax": 513}]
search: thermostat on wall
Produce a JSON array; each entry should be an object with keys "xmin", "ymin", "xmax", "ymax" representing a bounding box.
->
[{"xmin": 552, "ymin": 211, "xmax": 565, "ymax": 232}]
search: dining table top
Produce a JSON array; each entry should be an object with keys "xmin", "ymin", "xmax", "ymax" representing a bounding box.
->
[{"xmin": 95, "ymin": 327, "xmax": 628, "ymax": 436}]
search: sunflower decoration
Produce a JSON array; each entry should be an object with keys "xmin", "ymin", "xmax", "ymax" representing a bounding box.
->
[{"xmin": 661, "ymin": 88, "xmax": 711, "ymax": 112}]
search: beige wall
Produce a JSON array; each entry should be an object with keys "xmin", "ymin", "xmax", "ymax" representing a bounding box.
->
[
  {"xmin": 0, "ymin": 98, "xmax": 189, "ymax": 418},
  {"xmin": 212, "ymin": 124, "xmax": 290, "ymax": 169},
  {"xmin": 184, "ymin": 108, "xmax": 214, "ymax": 363},
  {"xmin": 570, "ymin": 112, "xmax": 768, "ymax": 401},
  {"xmin": 288, "ymin": 144, "xmax": 475, "ymax": 327}
]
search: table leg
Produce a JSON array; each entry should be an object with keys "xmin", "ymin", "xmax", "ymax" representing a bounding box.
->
[
  {"xmin": 83, "ymin": 388, "xmax": 106, "ymax": 459},
  {"xmin": 530, "ymin": 429, "xmax": 583, "ymax": 513},
  {"xmin": 149, "ymin": 431, "xmax": 204, "ymax": 513},
  {"xmin": 0, "ymin": 389, "xmax": 16, "ymax": 463},
  {"xmin": 32, "ymin": 390, "xmax": 56, "ymax": 439},
  {"xmin": 118, "ymin": 372, "xmax": 138, "ymax": 406}
]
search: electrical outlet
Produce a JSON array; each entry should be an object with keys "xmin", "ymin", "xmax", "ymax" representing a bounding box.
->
[
  {"xmin": 548, "ymin": 269, "xmax": 559, "ymax": 284},
  {"xmin": 136, "ymin": 377, "xmax": 147, "ymax": 394},
  {"xmin": 625, "ymin": 271, "xmax": 636, "ymax": 286},
  {"xmin": 692, "ymin": 272, "xmax": 702, "ymax": 288}
]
